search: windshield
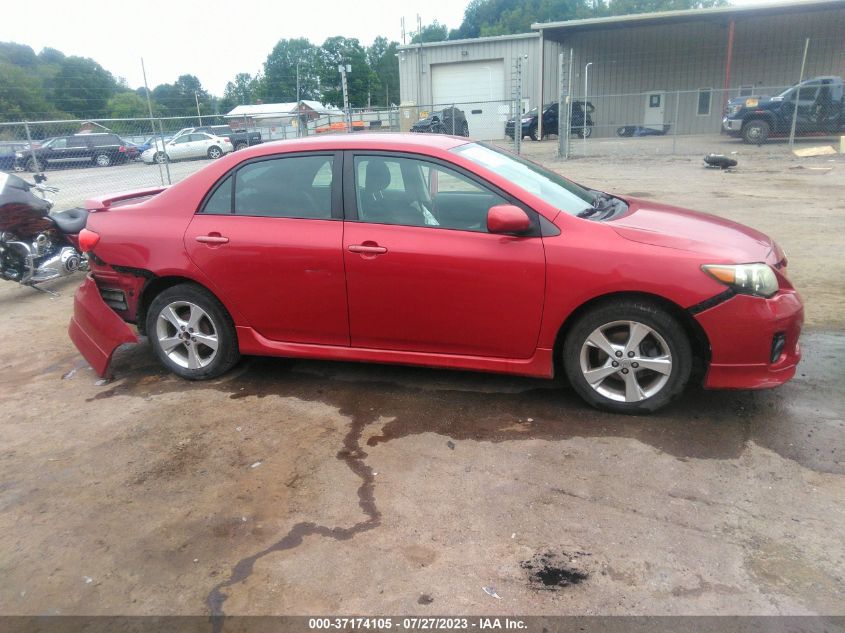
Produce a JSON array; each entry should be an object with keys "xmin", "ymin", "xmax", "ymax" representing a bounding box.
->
[{"xmin": 451, "ymin": 142, "xmax": 594, "ymax": 216}]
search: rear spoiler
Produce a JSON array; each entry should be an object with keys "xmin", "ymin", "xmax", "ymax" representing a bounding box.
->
[{"xmin": 84, "ymin": 186, "xmax": 168, "ymax": 211}]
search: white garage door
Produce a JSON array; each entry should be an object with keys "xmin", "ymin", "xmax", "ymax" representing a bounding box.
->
[{"xmin": 431, "ymin": 60, "xmax": 506, "ymax": 140}]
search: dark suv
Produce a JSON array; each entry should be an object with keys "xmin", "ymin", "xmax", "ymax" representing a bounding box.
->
[{"xmin": 18, "ymin": 133, "xmax": 136, "ymax": 171}]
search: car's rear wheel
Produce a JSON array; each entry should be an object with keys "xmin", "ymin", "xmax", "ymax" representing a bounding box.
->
[
  {"xmin": 742, "ymin": 119, "xmax": 770, "ymax": 144},
  {"xmin": 461, "ymin": 121, "xmax": 469, "ymax": 137},
  {"xmin": 235, "ymin": 142, "xmax": 248, "ymax": 151},
  {"xmin": 94, "ymin": 153, "xmax": 112, "ymax": 167},
  {"xmin": 146, "ymin": 284, "xmax": 239, "ymax": 380},
  {"xmin": 529, "ymin": 126, "xmax": 538, "ymax": 141},
  {"xmin": 562, "ymin": 300, "xmax": 691, "ymax": 414},
  {"xmin": 207, "ymin": 146, "xmax": 223, "ymax": 159}
]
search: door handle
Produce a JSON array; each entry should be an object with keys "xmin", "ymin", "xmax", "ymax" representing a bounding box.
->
[
  {"xmin": 195, "ymin": 234, "xmax": 229, "ymax": 244},
  {"xmin": 348, "ymin": 244, "xmax": 387, "ymax": 255}
]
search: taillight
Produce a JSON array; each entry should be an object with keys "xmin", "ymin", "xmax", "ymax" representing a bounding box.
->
[
  {"xmin": 223, "ymin": 137, "xmax": 230, "ymax": 143},
  {"xmin": 118, "ymin": 145, "xmax": 126, "ymax": 152},
  {"xmin": 79, "ymin": 228, "xmax": 100, "ymax": 252}
]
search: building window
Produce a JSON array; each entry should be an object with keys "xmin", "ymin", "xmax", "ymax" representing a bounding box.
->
[
  {"xmin": 697, "ymin": 88, "xmax": 712, "ymax": 116},
  {"xmin": 739, "ymin": 85, "xmax": 754, "ymax": 97}
]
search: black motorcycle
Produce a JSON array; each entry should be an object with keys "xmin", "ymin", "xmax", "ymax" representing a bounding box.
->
[{"xmin": 0, "ymin": 172, "xmax": 88, "ymax": 293}]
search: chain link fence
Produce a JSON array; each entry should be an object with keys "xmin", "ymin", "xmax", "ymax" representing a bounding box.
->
[{"xmin": 2, "ymin": 85, "xmax": 842, "ymax": 210}]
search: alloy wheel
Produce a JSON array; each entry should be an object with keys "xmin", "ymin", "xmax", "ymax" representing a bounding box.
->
[
  {"xmin": 155, "ymin": 301, "xmax": 219, "ymax": 370},
  {"xmin": 579, "ymin": 320, "xmax": 672, "ymax": 403}
]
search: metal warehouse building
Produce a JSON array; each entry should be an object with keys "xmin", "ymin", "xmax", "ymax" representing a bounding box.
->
[{"xmin": 397, "ymin": 0, "xmax": 845, "ymax": 139}]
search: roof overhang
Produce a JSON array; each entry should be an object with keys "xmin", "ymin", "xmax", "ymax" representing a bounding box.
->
[{"xmin": 533, "ymin": 0, "xmax": 845, "ymax": 40}]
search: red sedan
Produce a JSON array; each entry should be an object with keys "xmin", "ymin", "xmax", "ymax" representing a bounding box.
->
[{"xmin": 68, "ymin": 134, "xmax": 803, "ymax": 414}]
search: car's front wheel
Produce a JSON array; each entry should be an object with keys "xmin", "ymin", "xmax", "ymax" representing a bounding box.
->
[
  {"xmin": 207, "ymin": 146, "xmax": 223, "ymax": 159},
  {"xmin": 461, "ymin": 121, "xmax": 469, "ymax": 137},
  {"xmin": 742, "ymin": 119, "xmax": 770, "ymax": 144},
  {"xmin": 562, "ymin": 300, "xmax": 691, "ymax": 414},
  {"xmin": 146, "ymin": 284, "xmax": 240, "ymax": 380},
  {"xmin": 153, "ymin": 152, "xmax": 168, "ymax": 164}
]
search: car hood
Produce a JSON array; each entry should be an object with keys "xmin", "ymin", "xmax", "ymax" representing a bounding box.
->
[{"xmin": 610, "ymin": 198, "xmax": 776, "ymax": 263}]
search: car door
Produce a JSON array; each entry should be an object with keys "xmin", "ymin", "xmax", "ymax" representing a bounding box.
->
[
  {"xmin": 342, "ymin": 152, "xmax": 546, "ymax": 359},
  {"xmin": 167, "ymin": 135, "xmax": 193, "ymax": 159},
  {"xmin": 43, "ymin": 138, "xmax": 70, "ymax": 166},
  {"xmin": 191, "ymin": 133, "xmax": 214, "ymax": 158},
  {"xmin": 184, "ymin": 151, "xmax": 348, "ymax": 345}
]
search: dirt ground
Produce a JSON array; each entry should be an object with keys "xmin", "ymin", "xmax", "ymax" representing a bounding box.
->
[{"xmin": 0, "ymin": 149, "xmax": 843, "ymax": 618}]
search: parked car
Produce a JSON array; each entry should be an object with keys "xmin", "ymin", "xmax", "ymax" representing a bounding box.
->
[
  {"xmin": 69, "ymin": 134, "xmax": 802, "ymax": 415},
  {"xmin": 141, "ymin": 133, "xmax": 233, "ymax": 164},
  {"xmin": 0, "ymin": 142, "xmax": 27, "ymax": 172},
  {"xmin": 17, "ymin": 133, "xmax": 136, "ymax": 171},
  {"xmin": 505, "ymin": 102, "xmax": 594, "ymax": 140},
  {"xmin": 723, "ymin": 76, "xmax": 845, "ymax": 143},
  {"xmin": 186, "ymin": 125, "xmax": 262, "ymax": 151},
  {"xmin": 411, "ymin": 107, "xmax": 469, "ymax": 136}
]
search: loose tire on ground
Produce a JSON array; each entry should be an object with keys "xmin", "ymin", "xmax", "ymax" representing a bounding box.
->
[
  {"xmin": 562, "ymin": 299, "xmax": 692, "ymax": 414},
  {"xmin": 146, "ymin": 283, "xmax": 240, "ymax": 380}
]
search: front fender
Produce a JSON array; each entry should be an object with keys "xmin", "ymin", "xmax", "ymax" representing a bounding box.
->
[{"xmin": 68, "ymin": 275, "xmax": 139, "ymax": 377}]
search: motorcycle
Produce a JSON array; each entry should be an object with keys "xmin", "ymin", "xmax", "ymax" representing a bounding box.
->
[{"xmin": 0, "ymin": 171, "xmax": 88, "ymax": 293}]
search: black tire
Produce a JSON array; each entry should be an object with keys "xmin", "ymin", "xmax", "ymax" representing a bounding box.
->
[
  {"xmin": 146, "ymin": 284, "xmax": 240, "ymax": 380},
  {"xmin": 461, "ymin": 121, "xmax": 469, "ymax": 137},
  {"xmin": 529, "ymin": 126, "xmax": 538, "ymax": 141},
  {"xmin": 235, "ymin": 142, "xmax": 248, "ymax": 151},
  {"xmin": 432, "ymin": 123, "xmax": 447, "ymax": 135},
  {"xmin": 742, "ymin": 119, "xmax": 770, "ymax": 145},
  {"xmin": 616, "ymin": 126, "xmax": 634, "ymax": 137},
  {"xmin": 207, "ymin": 146, "xmax": 223, "ymax": 159},
  {"xmin": 582, "ymin": 126, "xmax": 593, "ymax": 139},
  {"xmin": 562, "ymin": 300, "xmax": 692, "ymax": 414},
  {"xmin": 27, "ymin": 158, "xmax": 45, "ymax": 172},
  {"xmin": 94, "ymin": 153, "xmax": 112, "ymax": 167},
  {"xmin": 153, "ymin": 152, "xmax": 168, "ymax": 164}
]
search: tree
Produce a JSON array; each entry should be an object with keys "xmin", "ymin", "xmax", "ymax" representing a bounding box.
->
[
  {"xmin": 0, "ymin": 42, "xmax": 38, "ymax": 67},
  {"xmin": 410, "ymin": 21, "xmax": 449, "ymax": 44},
  {"xmin": 219, "ymin": 73, "xmax": 261, "ymax": 114},
  {"xmin": 49, "ymin": 56, "xmax": 117, "ymax": 118},
  {"xmin": 317, "ymin": 37, "xmax": 373, "ymax": 108},
  {"xmin": 260, "ymin": 38, "xmax": 320, "ymax": 103},
  {"xmin": 367, "ymin": 37, "xmax": 400, "ymax": 106},
  {"xmin": 152, "ymin": 74, "xmax": 212, "ymax": 117},
  {"xmin": 0, "ymin": 63, "xmax": 54, "ymax": 119},
  {"xmin": 107, "ymin": 91, "xmax": 150, "ymax": 118}
]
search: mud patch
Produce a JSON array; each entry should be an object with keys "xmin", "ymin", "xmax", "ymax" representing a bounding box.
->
[{"xmin": 521, "ymin": 550, "xmax": 590, "ymax": 590}]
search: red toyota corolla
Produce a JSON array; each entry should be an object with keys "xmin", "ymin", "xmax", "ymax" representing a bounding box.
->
[{"xmin": 68, "ymin": 134, "xmax": 803, "ymax": 414}]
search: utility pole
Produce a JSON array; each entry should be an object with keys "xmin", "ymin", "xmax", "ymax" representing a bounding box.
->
[
  {"xmin": 194, "ymin": 91, "xmax": 203, "ymax": 125},
  {"xmin": 339, "ymin": 64, "xmax": 351, "ymax": 132},
  {"xmin": 141, "ymin": 57, "xmax": 170, "ymax": 185}
]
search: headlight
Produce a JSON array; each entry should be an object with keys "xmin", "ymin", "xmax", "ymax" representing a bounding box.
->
[
  {"xmin": 702, "ymin": 263, "xmax": 779, "ymax": 298},
  {"xmin": 521, "ymin": 117, "xmax": 533, "ymax": 123},
  {"xmin": 728, "ymin": 105, "xmax": 742, "ymax": 116},
  {"xmin": 15, "ymin": 152, "xmax": 22, "ymax": 158}
]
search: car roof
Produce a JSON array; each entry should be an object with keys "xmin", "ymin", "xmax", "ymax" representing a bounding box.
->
[{"xmin": 246, "ymin": 133, "xmax": 472, "ymax": 155}]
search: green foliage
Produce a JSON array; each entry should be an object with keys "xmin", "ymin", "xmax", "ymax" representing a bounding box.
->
[
  {"xmin": 411, "ymin": 21, "xmax": 450, "ymax": 44},
  {"xmin": 367, "ymin": 37, "xmax": 401, "ymax": 106},
  {"xmin": 317, "ymin": 37, "xmax": 375, "ymax": 108},
  {"xmin": 152, "ymin": 74, "xmax": 213, "ymax": 117},
  {"xmin": 0, "ymin": 63, "xmax": 56, "ymax": 120},
  {"xmin": 107, "ymin": 92, "xmax": 150, "ymax": 118},
  {"xmin": 260, "ymin": 38, "xmax": 320, "ymax": 104},
  {"xmin": 49, "ymin": 56, "xmax": 118, "ymax": 118},
  {"xmin": 450, "ymin": 0, "xmax": 727, "ymax": 38}
]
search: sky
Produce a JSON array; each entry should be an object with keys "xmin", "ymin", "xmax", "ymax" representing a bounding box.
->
[{"xmin": 0, "ymin": 0, "xmax": 801, "ymax": 96}]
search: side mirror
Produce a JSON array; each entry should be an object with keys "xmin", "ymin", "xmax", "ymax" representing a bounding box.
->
[{"xmin": 487, "ymin": 205, "xmax": 531, "ymax": 234}]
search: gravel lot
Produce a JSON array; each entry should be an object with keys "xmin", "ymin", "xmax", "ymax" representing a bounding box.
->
[{"xmin": 0, "ymin": 141, "xmax": 843, "ymax": 617}]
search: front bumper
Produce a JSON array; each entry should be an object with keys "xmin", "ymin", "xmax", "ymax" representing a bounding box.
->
[
  {"xmin": 68, "ymin": 275, "xmax": 139, "ymax": 377},
  {"xmin": 722, "ymin": 117, "xmax": 743, "ymax": 133},
  {"xmin": 695, "ymin": 290, "xmax": 803, "ymax": 389}
]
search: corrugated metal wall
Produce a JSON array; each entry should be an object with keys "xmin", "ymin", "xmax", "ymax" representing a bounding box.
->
[
  {"xmin": 542, "ymin": 6, "xmax": 845, "ymax": 136},
  {"xmin": 398, "ymin": 34, "xmax": 539, "ymax": 108},
  {"xmin": 399, "ymin": 6, "xmax": 845, "ymax": 138}
]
